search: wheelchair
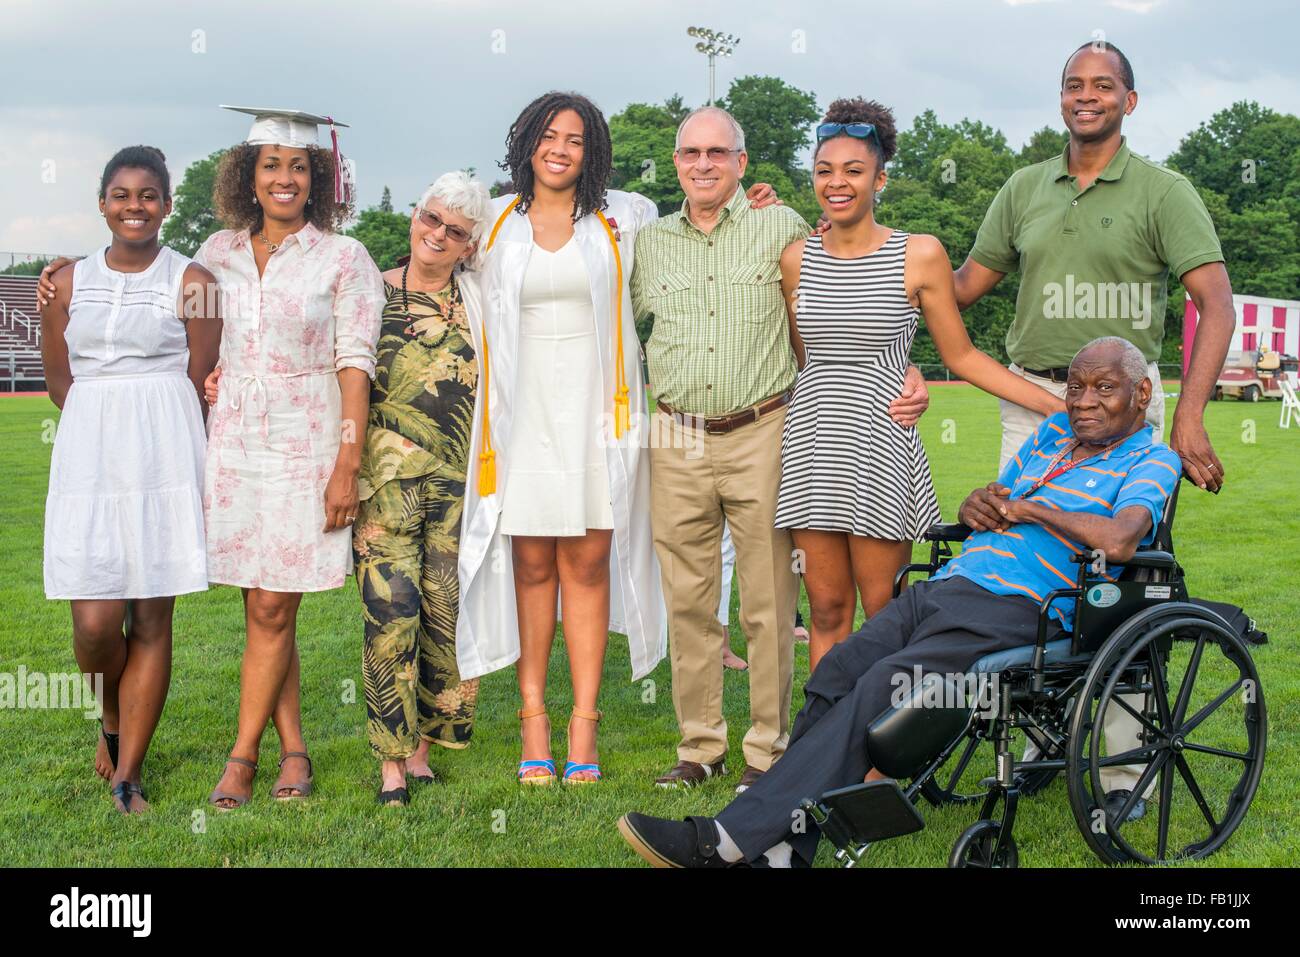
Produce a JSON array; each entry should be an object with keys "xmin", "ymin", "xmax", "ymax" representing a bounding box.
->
[{"xmin": 802, "ymin": 481, "xmax": 1268, "ymax": 867}]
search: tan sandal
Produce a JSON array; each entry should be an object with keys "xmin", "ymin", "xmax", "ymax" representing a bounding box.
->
[
  {"xmin": 208, "ymin": 756, "xmax": 257, "ymax": 810},
  {"xmin": 271, "ymin": 751, "xmax": 313, "ymax": 800},
  {"xmin": 563, "ymin": 707, "xmax": 603, "ymax": 784},
  {"xmin": 517, "ymin": 707, "xmax": 555, "ymax": 785}
]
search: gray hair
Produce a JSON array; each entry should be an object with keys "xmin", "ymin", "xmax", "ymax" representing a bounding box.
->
[
  {"xmin": 1075, "ymin": 336, "xmax": 1149, "ymax": 384},
  {"xmin": 416, "ymin": 170, "xmax": 493, "ymax": 270},
  {"xmin": 675, "ymin": 106, "xmax": 746, "ymax": 152}
]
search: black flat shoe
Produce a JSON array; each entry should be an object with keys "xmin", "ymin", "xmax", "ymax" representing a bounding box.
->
[
  {"xmin": 407, "ymin": 770, "xmax": 439, "ymax": 785},
  {"xmin": 377, "ymin": 786, "xmax": 409, "ymax": 807},
  {"xmin": 110, "ymin": 781, "xmax": 145, "ymax": 814},
  {"xmin": 617, "ymin": 813, "xmax": 735, "ymax": 868},
  {"xmin": 100, "ymin": 721, "xmax": 119, "ymax": 770}
]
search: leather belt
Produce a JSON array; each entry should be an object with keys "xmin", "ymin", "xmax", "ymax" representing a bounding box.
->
[
  {"xmin": 1020, "ymin": 365, "xmax": 1072, "ymax": 383},
  {"xmin": 656, "ymin": 391, "xmax": 791, "ymax": 435}
]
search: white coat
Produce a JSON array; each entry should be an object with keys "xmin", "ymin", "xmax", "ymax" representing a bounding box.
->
[{"xmin": 455, "ymin": 190, "xmax": 667, "ymax": 681}]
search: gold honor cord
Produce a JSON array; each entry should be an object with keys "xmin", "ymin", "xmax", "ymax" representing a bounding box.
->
[
  {"xmin": 476, "ymin": 196, "xmax": 518, "ymax": 495},
  {"xmin": 475, "ymin": 197, "xmax": 627, "ymax": 496},
  {"xmin": 595, "ymin": 209, "xmax": 629, "ymax": 438}
]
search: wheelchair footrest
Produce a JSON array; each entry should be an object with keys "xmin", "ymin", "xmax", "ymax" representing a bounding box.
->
[{"xmin": 814, "ymin": 780, "xmax": 925, "ymax": 846}]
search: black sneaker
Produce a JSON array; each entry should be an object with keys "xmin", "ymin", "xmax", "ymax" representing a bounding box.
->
[
  {"xmin": 617, "ymin": 813, "xmax": 736, "ymax": 868},
  {"xmin": 1103, "ymin": 788, "xmax": 1147, "ymax": 824}
]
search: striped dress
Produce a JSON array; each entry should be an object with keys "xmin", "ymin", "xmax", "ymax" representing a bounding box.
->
[{"xmin": 774, "ymin": 231, "xmax": 942, "ymax": 541}]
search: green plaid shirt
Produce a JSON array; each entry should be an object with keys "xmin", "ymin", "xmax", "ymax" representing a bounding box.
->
[{"xmin": 633, "ymin": 187, "xmax": 808, "ymax": 416}]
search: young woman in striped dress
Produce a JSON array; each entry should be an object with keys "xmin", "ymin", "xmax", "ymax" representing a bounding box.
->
[{"xmin": 775, "ymin": 98, "xmax": 1063, "ymax": 671}]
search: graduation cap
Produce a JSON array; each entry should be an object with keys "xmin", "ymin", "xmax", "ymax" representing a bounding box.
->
[{"xmin": 221, "ymin": 105, "xmax": 353, "ymax": 204}]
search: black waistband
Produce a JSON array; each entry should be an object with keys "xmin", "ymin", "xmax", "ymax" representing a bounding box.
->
[{"xmin": 1020, "ymin": 365, "xmax": 1072, "ymax": 383}]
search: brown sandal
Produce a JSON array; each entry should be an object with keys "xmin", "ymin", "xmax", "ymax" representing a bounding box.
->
[
  {"xmin": 272, "ymin": 751, "xmax": 313, "ymax": 800},
  {"xmin": 208, "ymin": 756, "xmax": 257, "ymax": 810}
]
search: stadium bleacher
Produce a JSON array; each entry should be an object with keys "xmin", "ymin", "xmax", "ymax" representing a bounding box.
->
[{"xmin": 0, "ymin": 275, "xmax": 44, "ymax": 391}]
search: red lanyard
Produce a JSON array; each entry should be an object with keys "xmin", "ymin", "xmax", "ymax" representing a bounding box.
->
[{"xmin": 1018, "ymin": 437, "xmax": 1126, "ymax": 499}]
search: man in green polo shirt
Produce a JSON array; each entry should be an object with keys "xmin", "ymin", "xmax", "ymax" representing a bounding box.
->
[
  {"xmin": 632, "ymin": 105, "xmax": 930, "ymax": 793},
  {"xmin": 954, "ymin": 40, "xmax": 1237, "ymax": 819},
  {"xmin": 957, "ymin": 41, "xmax": 1235, "ymax": 490}
]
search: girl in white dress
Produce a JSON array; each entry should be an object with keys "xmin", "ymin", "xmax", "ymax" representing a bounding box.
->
[
  {"xmin": 498, "ymin": 236, "xmax": 613, "ymax": 537},
  {"xmin": 39, "ymin": 146, "xmax": 221, "ymax": 814},
  {"xmin": 458, "ymin": 93, "xmax": 665, "ymax": 784}
]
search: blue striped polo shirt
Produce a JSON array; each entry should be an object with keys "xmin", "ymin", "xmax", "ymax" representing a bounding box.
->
[{"xmin": 933, "ymin": 412, "xmax": 1182, "ymax": 630}]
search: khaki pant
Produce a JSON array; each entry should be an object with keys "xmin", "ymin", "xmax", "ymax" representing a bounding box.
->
[
  {"xmin": 1000, "ymin": 361, "xmax": 1164, "ymax": 795},
  {"xmin": 650, "ymin": 406, "xmax": 798, "ymax": 771}
]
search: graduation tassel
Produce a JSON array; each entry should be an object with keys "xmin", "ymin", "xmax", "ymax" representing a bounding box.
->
[
  {"xmin": 596, "ymin": 211, "xmax": 628, "ymax": 439},
  {"xmin": 325, "ymin": 117, "xmax": 348, "ymax": 205},
  {"xmin": 477, "ymin": 447, "xmax": 496, "ymax": 496}
]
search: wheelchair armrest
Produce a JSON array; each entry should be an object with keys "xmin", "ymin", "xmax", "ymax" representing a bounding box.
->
[
  {"xmin": 1068, "ymin": 548, "xmax": 1177, "ymax": 571},
  {"xmin": 1122, "ymin": 550, "xmax": 1176, "ymax": 570},
  {"xmin": 923, "ymin": 523, "xmax": 973, "ymax": 543}
]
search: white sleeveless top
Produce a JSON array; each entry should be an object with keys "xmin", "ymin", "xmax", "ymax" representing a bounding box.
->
[{"xmin": 66, "ymin": 245, "xmax": 191, "ymax": 378}]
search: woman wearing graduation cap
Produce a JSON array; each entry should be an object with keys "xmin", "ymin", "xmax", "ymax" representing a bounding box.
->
[
  {"xmin": 197, "ymin": 106, "xmax": 383, "ymax": 808},
  {"xmin": 457, "ymin": 92, "xmax": 778, "ymax": 785}
]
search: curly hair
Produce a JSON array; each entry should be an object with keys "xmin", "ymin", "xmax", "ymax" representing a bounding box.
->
[
  {"xmin": 100, "ymin": 145, "xmax": 171, "ymax": 200},
  {"xmin": 212, "ymin": 142, "xmax": 351, "ymax": 233},
  {"xmin": 498, "ymin": 91, "xmax": 610, "ymax": 221},
  {"xmin": 815, "ymin": 98, "xmax": 898, "ymax": 168}
]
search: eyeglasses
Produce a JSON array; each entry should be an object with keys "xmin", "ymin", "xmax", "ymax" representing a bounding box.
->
[
  {"xmin": 676, "ymin": 147, "xmax": 742, "ymax": 164},
  {"xmin": 816, "ymin": 122, "xmax": 882, "ymax": 149},
  {"xmin": 416, "ymin": 207, "xmax": 473, "ymax": 244}
]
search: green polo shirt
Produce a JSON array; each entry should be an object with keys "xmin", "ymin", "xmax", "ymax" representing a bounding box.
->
[
  {"xmin": 970, "ymin": 138, "xmax": 1223, "ymax": 368},
  {"xmin": 632, "ymin": 186, "xmax": 808, "ymax": 415}
]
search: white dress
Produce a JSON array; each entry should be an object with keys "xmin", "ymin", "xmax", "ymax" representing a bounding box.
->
[
  {"xmin": 44, "ymin": 246, "xmax": 208, "ymax": 599},
  {"xmin": 498, "ymin": 237, "xmax": 614, "ymax": 536}
]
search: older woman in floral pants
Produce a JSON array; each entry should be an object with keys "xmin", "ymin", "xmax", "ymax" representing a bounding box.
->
[{"xmin": 353, "ymin": 171, "xmax": 494, "ymax": 806}]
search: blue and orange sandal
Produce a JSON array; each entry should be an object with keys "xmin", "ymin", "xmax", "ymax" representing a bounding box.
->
[
  {"xmin": 517, "ymin": 706, "xmax": 556, "ymax": 785},
  {"xmin": 563, "ymin": 707, "xmax": 604, "ymax": 785}
]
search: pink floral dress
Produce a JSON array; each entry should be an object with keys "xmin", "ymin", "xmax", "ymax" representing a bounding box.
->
[{"xmin": 195, "ymin": 224, "xmax": 383, "ymax": 592}]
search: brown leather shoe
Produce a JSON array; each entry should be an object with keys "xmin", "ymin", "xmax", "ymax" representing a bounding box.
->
[
  {"xmin": 655, "ymin": 759, "xmax": 726, "ymax": 788},
  {"xmin": 735, "ymin": 765, "xmax": 765, "ymax": 794}
]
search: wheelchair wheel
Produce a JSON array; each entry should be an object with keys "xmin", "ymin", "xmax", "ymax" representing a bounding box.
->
[
  {"xmin": 1066, "ymin": 603, "xmax": 1266, "ymax": 865},
  {"xmin": 948, "ymin": 820, "xmax": 1018, "ymax": 868}
]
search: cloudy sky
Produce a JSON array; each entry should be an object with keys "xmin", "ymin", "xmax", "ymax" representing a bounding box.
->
[{"xmin": 2, "ymin": 0, "xmax": 1296, "ymax": 259}]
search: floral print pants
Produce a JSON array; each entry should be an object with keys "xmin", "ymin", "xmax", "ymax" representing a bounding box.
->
[{"xmin": 354, "ymin": 472, "xmax": 477, "ymax": 759}]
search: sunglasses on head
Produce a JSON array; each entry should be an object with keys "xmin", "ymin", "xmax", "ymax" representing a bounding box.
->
[
  {"xmin": 416, "ymin": 207, "xmax": 473, "ymax": 244},
  {"xmin": 816, "ymin": 122, "xmax": 882, "ymax": 150}
]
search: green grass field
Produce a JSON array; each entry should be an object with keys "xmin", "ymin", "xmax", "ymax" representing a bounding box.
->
[{"xmin": 1, "ymin": 385, "xmax": 1295, "ymax": 867}]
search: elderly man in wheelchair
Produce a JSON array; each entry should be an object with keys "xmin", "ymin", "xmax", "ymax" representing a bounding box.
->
[{"xmin": 618, "ymin": 336, "xmax": 1266, "ymax": 868}]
